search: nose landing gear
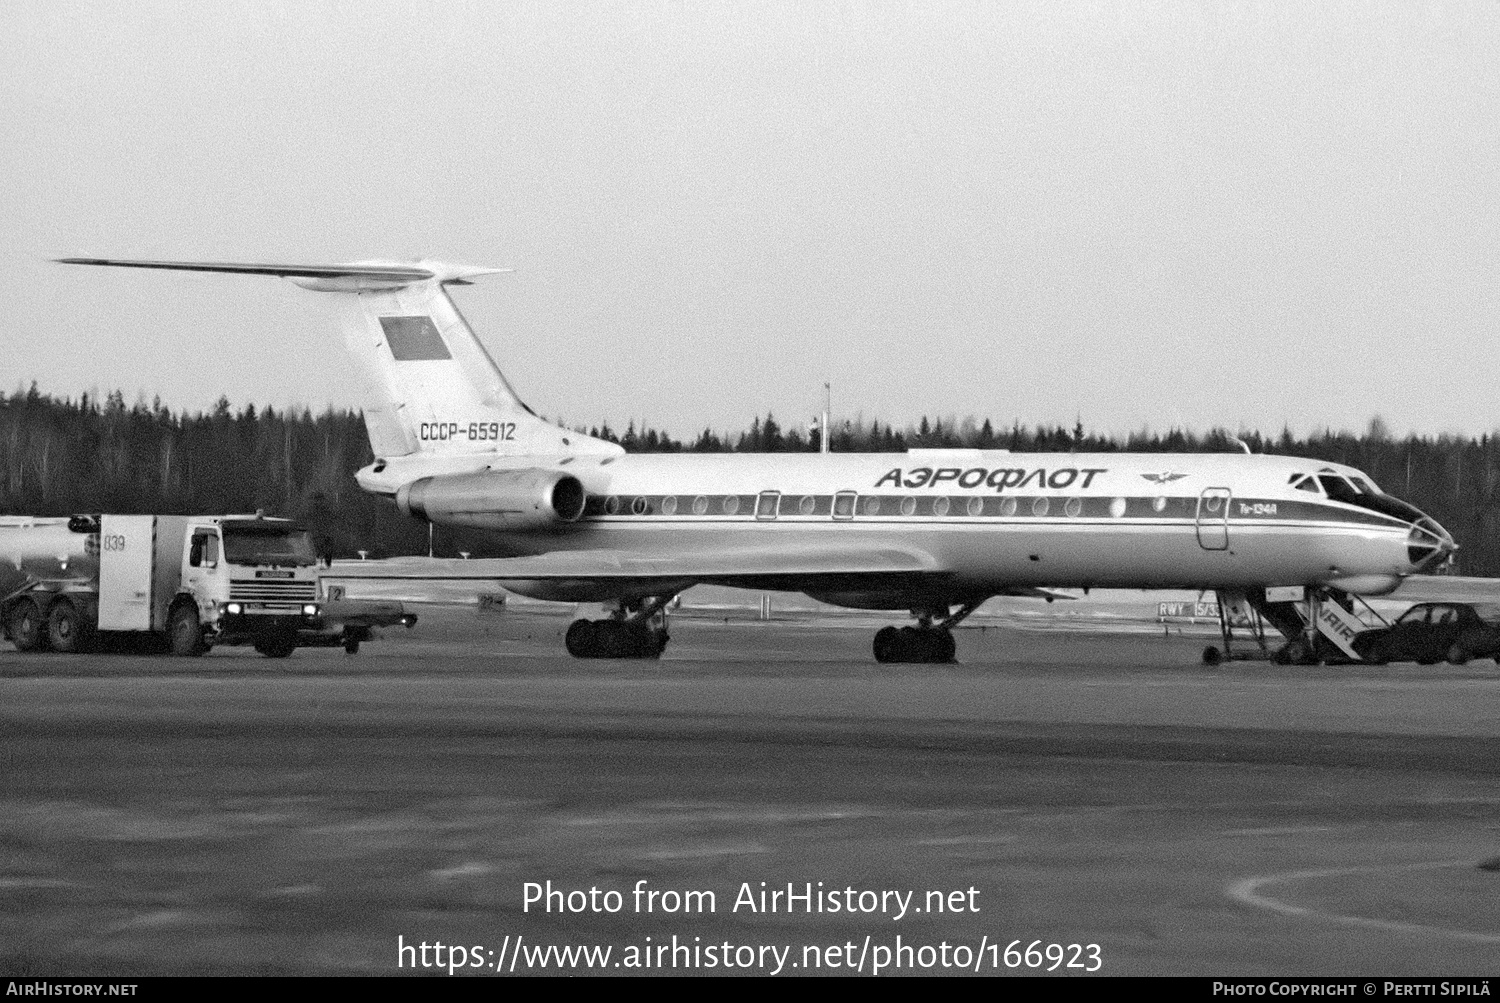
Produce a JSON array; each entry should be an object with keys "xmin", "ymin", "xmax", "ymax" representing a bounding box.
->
[
  {"xmin": 565, "ymin": 595, "xmax": 674, "ymax": 659},
  {"xmin": 872, "ymin": 599, "xmax": 985, "ymax": 664}
]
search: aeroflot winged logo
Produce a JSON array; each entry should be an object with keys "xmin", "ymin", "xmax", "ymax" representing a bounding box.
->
[
  {"xmin": 874, "ymin": 466, "xmax": 1108, "ymax": 492},
  {"xmin": 1141, "ymin": 472, "xmax": 1188, "ymax": 485}
]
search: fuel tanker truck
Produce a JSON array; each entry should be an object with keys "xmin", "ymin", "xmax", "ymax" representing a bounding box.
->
[{"xmin": 1, "ymin": 513, "xmax": 413, "ymax": 657}]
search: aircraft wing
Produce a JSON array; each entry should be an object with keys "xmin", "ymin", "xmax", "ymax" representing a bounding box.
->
[
  {"xmin": 320, "ymin": 548, "xmax": 1079, "ymax": 607},
  {"xmin": 325, "ymin": 543, "xmax": 943, "ymax": 584}
]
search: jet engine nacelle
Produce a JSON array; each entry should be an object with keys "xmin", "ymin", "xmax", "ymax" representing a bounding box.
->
[{"xmin": 395, "ymin": 468, "xmax": 587, "ymax": 531}]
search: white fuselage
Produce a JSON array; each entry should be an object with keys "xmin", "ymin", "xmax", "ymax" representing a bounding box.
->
[{"xmin": 360, "ymin": 448, "xmax": 1435, "ymax": 600}]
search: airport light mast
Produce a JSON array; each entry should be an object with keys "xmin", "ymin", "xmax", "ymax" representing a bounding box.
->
[{"xmin": 817, "ymin": 382, "xmax": 831, "ymax": 454}]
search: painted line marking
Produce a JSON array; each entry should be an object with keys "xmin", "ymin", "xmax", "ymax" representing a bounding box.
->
[
  {"xmin": 0, "ymin": 877, "xmax": 76, "ymax": 890},
  {"xmin": 1228, "ymin": 860, "xmax": 1500, "ymax": 944},
  {"xmin": 640, "ymin": 843, "xmax": 769, "ymax": 860}
]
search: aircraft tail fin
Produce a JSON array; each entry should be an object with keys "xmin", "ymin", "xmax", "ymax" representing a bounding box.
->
[{"xmin": 56, "ymin": 258, "xmax": 622, "ymax": 462}]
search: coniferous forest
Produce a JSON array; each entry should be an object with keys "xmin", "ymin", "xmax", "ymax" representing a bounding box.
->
[{"xmin": 2, "ymin": 384, "xmax": 1496, "ymax": 574}]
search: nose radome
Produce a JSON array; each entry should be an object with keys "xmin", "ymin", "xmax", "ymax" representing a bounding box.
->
[{"xmin": 1406, "ymin": 515, "xmax": 1455, "ymax": 571}]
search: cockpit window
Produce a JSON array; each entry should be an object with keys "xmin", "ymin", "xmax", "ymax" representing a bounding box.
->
[
  {"xmin": 1317, "ymin": 475, "xmax": 1362, "ymax": 504},
  {"xmin": 1295, "ymin": 468, "xmax": 1426, "ymax": 528},
  {"xmin": 1291, "ymin": 475, "xmax": 1320, "ymax": 494}
]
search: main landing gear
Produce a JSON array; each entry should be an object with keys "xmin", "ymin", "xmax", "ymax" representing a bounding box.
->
[
  {"xmin": 873, "ymin": 625, "xmax": 954, "ymax": 664},
  {"xmin": 565, "ymin": 595, "xmax": 674, "ymax": 659},
  {"xmin": 872, "ymin": 600, "xmax": 985, "ymax": 664}
]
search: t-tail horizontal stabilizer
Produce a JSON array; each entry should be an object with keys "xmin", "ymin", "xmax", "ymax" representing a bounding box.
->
[
  {"xmin": 55, "ymin": 257, "xmax": 507, "ymax": 291},
  {"xmin": 56, "ymin": 256, "xmax": 622, "ymax": 465}
]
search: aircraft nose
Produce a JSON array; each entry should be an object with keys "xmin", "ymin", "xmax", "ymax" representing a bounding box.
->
[{"xmin": 1406, "ymin": 513, "xmax": 1456, "ymax": 571}]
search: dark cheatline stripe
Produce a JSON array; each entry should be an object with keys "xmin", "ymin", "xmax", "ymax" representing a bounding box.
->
[{"xmin": 579, "ymin": 494, "xmax": 1406, "ymax": 528}]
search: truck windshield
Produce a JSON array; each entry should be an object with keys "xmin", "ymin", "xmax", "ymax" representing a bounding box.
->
[{"xmin": 222, "ymin": 528, "xmax": 318, "ymax": 567}]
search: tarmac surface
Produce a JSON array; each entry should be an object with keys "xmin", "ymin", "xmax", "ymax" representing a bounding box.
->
[{"xmin": 3, "ymin": 605, "xmax": 1500, "ymax": 976}]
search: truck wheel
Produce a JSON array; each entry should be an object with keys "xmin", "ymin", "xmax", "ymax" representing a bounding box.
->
[
  {"xmin": 9, "ymin": 600, "xmax": 48, "ymax": 652},
  {"xmin": 343, "ymin": 637, "xmax": 360, "ymax": 655},
  {"xmin": 47, "ymin": 601, "xmax": 87, "ymax": 653},
  {"xmin": 168, "ymin": 605, "xmax": 206, "ymax": 656},
  {"xmin": 254, "ymin": 634, "xmax": 296, "ymax": 659}
]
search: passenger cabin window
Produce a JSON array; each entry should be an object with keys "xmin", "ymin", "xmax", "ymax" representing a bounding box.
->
[
  {"xmin": 1397, "ymin": 606, "xmax": 1431, "ymax": 626},
  {"xmin": 189, "ymin": 530, "xmax": 219, "ymax": 568}
]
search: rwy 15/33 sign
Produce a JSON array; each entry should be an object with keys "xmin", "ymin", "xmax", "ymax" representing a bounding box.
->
[{"xmin": 1157, "ymin": 601, "xmax": 1252, "ymax": 626}]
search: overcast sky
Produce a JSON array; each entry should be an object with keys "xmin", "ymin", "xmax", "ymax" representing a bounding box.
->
[{"xmin": 3, "ymin": 2, "xmax": 1496, "ymax": 440}]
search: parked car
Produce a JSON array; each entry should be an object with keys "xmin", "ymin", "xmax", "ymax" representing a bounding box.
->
[{"xmin": 1353, "ymin": 602, "xmax": 1500, "ymax": 665}]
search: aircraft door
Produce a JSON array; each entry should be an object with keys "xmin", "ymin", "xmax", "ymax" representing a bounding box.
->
[{"xmin": 1196, "ymin": 487, "xmax": 1231, "ymax": 551}]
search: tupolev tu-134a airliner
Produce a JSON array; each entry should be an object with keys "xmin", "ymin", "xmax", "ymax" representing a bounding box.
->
[{"xmin": 59, "ymin": 258, "xmax": 1456, "ymax": 663}]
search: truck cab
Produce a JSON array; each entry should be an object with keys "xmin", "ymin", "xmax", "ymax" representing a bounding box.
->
[
  {"xmin": 175, "ymin": 516, "xmax": 324, "ymax": 656},
  {"xmin": 85, "ymin": 513, "xmax": 322, "ymax": 656}
]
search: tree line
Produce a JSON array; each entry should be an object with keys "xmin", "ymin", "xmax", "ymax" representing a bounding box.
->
[{"xmin": 3, "ymin": 384, "xmax": 1498, "ymax": 573}]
